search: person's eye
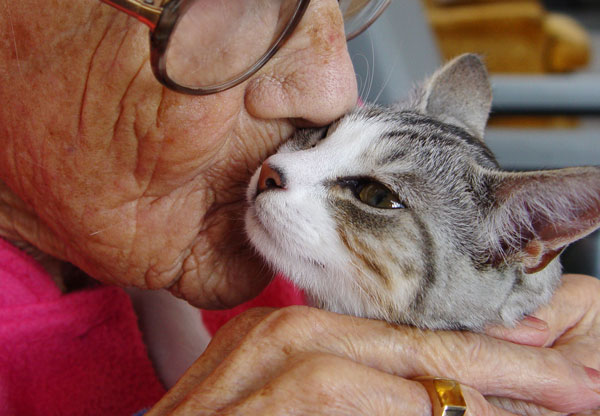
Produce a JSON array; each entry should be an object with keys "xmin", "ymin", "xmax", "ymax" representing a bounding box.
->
[{"xmin": 357, "ymin": 181, "xmax": 405, "ymax": 209}]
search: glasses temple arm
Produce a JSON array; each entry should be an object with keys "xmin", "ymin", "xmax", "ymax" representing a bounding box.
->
[{"xmin": 99, "ymin": 0, "xmax": 164, "ymax": 29}]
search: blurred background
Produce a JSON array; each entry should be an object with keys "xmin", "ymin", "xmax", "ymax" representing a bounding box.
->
[{"xmin": 347, "ymin": 0, "xmax": 600, "ymax": 276}]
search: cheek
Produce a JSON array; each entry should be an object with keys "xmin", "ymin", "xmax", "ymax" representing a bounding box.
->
[
  {"xmin": 155, "ymin": 90, "xmax": 241, "ymax": 173},
  {"xmin": 330, "ymin": 196, "xmax": 427, "ymax": 319}
]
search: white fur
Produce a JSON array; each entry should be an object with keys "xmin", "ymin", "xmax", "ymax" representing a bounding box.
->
[
  {"xmin": 245, "ymin": 54, "xmax": 600, "ymax": 330},
  {"xmin": 246, "ymin": 117, "xmax": 422, "ymax": 319}
]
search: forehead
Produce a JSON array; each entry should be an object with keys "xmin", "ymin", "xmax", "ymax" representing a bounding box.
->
[{"xmin": 326, "ymin": 106, "xmax": 498, "ymax": 170}]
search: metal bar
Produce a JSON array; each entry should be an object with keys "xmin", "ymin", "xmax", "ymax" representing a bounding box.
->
[
  {"xmin": 485, "ymin": 127, "xmax": 600, "ymax": 170},
  {"xmin": 491, "ymin": 74, "xmax": 600, "ymax": 114}
]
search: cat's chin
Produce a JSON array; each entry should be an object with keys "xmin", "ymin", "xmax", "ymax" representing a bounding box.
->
[
  {"xmin": 245, "ymin": 207, "xmax": 320, "ymax": 276},
  {"xmin": 246, "ymin": 205, "xmax": 369, "ymax": 317}
]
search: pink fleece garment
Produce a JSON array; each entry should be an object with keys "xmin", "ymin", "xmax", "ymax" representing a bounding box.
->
[{"xmin": 0, "ymin": 238, "xmax": 165, "ymax": 416}]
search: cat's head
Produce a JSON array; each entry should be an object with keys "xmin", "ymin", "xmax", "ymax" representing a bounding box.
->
[{"xmin": 245, "ymin": 54, "xmax": 600, "ymax": 329}]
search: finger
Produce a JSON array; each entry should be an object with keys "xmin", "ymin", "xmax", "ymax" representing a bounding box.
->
[
  {"xmin": 460, "ymin": 385, "xmax": 522, "ymax": 416},
  {"xmin": 530, "ymin": 274, "xmax": 600, "ymax": 371},
  {"xmin": 533, "ymin": 274, "xmax": 600, "ymax": 345},
  {"xmin": 147, "ymin": 307, "xmax": 275, "ymax": 416},
  {"xmin": 486, "ymin": 275, "xmax": 600, "ymax": 348},
  {"xmin": 485, "ymin": 315, "xmax": 550, "ymax": 347},
  {"xmin": 167, "ymin": 306, "xmax": 600, "ymax": 414},
  {"xmin": 173, "ymin": 353, "xmax": 429, "ymax": 415},
  {"xmin": 572, "ymin": 409, "xmax": 600, "ymax": 416},
  {"xmin": 257, "ymin": 307, "xmax": 600, "ymax": 413},
  {"xmin": 172, "ymin": 353, "xmax": 518, "ymax": 416},
  {"xmin": 389, "ymin": 329, "xmax": 599, "ymax": 414},
  {"xmin": 533, "ymin": 274, "xmax": 600, "ymax": 378},
  {"xmin": 487, "ymin": 396, "xmax": 561, "ymax": 416},
  {"xmin": 151, "ymin": 305, "xmax": 600, "ymax": 414},
  {"xmin": 554, "ymin": 331, "xmax": 600, "ymax": 371},
  {"xmin": 486, "ymin": 274, "xmax": 600, "ymax": 394},
  {"xmin": 242, "ymin": 376, "xmax": 525, "ymax": 416}
]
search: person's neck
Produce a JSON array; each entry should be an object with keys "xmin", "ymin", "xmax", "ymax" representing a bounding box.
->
[
  {"xmin": 0, "ymin": 179, "xmax": 94, "ymax": 293},
  {"xmin": 0, "ymin": 179, "xmax": 27, "ymax": 242}
]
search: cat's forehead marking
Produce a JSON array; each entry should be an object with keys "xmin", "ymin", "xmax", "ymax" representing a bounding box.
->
[
  {"xmin": 407, "ymin": 211, "xmax": 436, "ymax": 311},
  {"xmin": 337, "ymin": 225, "xmax": 392, "ymax": 289},
  {"xmin": 393, "ymin": 112, "xmax": 494, "ymax": 158},
  {"xmin": 308, "ymin": 115, "xmax": 391, "ymax": 170},
  {"xmin": 343, "ymin": 107, "xmax": 499, "ymax": 170}
]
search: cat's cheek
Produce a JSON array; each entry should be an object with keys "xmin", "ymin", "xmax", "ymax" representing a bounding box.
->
[{"xmin": 246, "ymin": 167, "xmax": 262, "ymax": 203}]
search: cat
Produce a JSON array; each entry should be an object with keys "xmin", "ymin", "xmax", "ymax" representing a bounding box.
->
[{"xmin": 245, "ymin": 54, "xmax": 600, "ymax": 331}]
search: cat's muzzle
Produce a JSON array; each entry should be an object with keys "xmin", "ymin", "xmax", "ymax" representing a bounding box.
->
[{"xmin": 257, "ymin": 161, "xmax": 286, "ymax": 195}]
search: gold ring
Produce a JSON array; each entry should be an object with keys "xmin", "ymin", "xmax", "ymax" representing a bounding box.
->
[{"xmin": 414, "ymin": 376, "xmax": 467, "ymax": 416}]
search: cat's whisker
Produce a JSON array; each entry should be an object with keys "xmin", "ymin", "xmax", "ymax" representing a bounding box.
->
[
  {"xmin": 245, "ymin": 53, "xmax": 600, "ymax": 331},
  {"xmin": 353, "ymin": 53, "xmax": 371, "ymax": 104},
  {"xmin": 345, "ymin": 256, "xmax": 388, "ymax": 317},
  {"xmin": 364, "ymin": 31, "xmax": 376, "ymax": 102},
  {"xmin": 373, "ymin": 53, "xmax": 399, "ymax": 105}
]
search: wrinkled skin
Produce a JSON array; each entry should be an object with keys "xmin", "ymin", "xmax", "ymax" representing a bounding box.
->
[
  {"xmin": 148, "ymin": 275, "xmax": 600, "ymax": 415},
  {"xmin": 0, "ymin": 0, "xmax": 357, "ymax": 308},
  {"xmin": 1, "ymin": 0, "xmax": 600, "ymax": 414}
]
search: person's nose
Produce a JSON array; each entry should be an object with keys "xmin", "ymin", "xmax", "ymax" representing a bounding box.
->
[{"xmin": 244, "ymin": 0, "xmax": 358, "ymax": 127}]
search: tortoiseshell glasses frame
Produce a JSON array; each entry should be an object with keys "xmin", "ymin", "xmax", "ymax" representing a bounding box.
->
[{"xmin": 100, "ymin": 0, "xmax": 390, "ymax": 95}]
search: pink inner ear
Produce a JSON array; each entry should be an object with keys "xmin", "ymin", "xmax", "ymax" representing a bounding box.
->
[
  {"xmin": 540, "ymin": 198, "xmax": 600, "ymax": 242},
  {"xmin": 531, "ymin": 218, "xmax": 598, "ymax": 274},
  {"xmin": 522, "ymin": 195, "xmax": 600, "ymax": 274},
  {"xmin": 489, "ymin": 167, "xmax": 600, "ymax": 273},
  {"xmin": 522, "ymin": 242, "xmax": 565, "ymax": 274}
]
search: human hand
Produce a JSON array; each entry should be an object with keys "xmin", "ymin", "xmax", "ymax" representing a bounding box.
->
[
  {"xmin": 146, "ymin": 305, "xmax": 600, "ymax": 415},
  {"xmin": 486, "ymin": 274, "xmax": 600, "ymax": 415}
]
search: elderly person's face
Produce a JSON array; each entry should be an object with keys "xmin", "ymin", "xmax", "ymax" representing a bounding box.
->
[{"xmin": 0, "ymin": 0, "xmax": 357, "ymax": 307}]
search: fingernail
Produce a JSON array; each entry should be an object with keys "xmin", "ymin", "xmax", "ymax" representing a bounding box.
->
[
  {"xmin": 584, "ymin": 366, "xmax": 600, "ymax": 393},
  {"xmin": 520, "ymin": 315, "xmax": 549, "ymax": 331}
]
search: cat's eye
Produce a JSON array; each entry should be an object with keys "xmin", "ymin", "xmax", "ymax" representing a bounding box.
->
[{"xmin": 357, "ymin": 182, "xmax": 405, "ymax": 209}]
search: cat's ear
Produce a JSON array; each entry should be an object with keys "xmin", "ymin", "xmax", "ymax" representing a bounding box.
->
[
  {"xmin": 416, "ymin": 54, "xmax": 492, "ymax": 138},
  {"xmin": 483, "ymin": 166, "xmax": 600, "ymax": 274}
]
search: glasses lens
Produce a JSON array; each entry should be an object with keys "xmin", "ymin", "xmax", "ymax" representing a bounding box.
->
[
  {"xmin": 165, "ymin": 0, "xmax": 302, "ymax": 90},
  {"xmin": 339, "ymin": 0, "xmax": 390, "ymax": 40}
]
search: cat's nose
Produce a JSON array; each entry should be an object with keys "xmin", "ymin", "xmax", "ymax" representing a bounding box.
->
[{"xmin": 257, "ymin": 162, "xmax": 285, "ymax": 194}]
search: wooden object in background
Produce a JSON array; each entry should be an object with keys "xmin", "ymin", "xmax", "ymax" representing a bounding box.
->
[{"xmin": 424, "ymin": 0, "xmax": 591, "ymax": 73}]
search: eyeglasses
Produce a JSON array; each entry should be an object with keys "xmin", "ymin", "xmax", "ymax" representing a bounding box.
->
[{"xmin": 100, "ymin": 0, "xmax": 390, "ymax": 95}]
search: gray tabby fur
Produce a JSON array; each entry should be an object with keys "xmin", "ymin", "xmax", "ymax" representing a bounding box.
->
[{"xmin": 245, "ymin": 54, "xmax": 600, "ymax": 331}]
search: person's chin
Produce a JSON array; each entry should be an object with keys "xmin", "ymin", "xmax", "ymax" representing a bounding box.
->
[{"xmin": 168, "ymin": 253, "xmax": 273, "ymax": 310}]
